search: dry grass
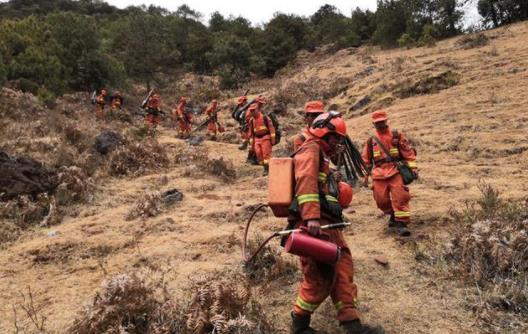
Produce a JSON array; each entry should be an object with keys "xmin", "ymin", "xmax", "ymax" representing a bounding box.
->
[
  {"xmin": 186, "ymin": 268, "xmax": 275, "ymax": 334},
  {"xmin": 456, "ymin": 33, "xmax": 490, "ymax": 49},
  {"xmin": 125, "ymin": 192, "xmax": 164, "ymax": 221},
  {"xmin": 243, "ymin": 233, "xmax": 298, "ymax": 284},
  {"xmin": 2, "ymin": 20, "xmax": 528, "ymax": 334},
  {"xmin": 393, "ymin": 70, "xmax": 460, "ymax": 98},
  {"xmin": 70, "ymin": 267, "xmax": 275, "ymax": 334},
  {"xmin": 108, "ymin": 138, "xmax": 169, "ymax": 176},
  {"xmin": 55, "ymin": 166, "xmax": 94, "ymax": 206},
  {"xmin": 70, "ymin": 269, "xmax": 187, "ymax": 334},
  {"xmin": 0, "ymin": 194, "xmax": 55, "ymax": 229},
  {"xmin": 414, "ymin": 183, "xmax": 528, "ymax": 332}
]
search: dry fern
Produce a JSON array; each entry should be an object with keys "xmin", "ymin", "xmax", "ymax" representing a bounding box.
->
[
  {"xmin": 125, "ymin": 192, "xmax": 164, "ymax": 221},
  {"xmin": 186, "ymin": 269, "xmax": 274, "ymax": 334}
]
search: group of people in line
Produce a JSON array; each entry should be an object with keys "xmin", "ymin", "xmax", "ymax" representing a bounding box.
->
[
  {"xmin": 93, "ymin": 88, "xmax": 124, "ymax": 121},
  {"xmin": 93, "ymin": 89, "xmax": 224, "ymax": 139},
  {"xmin": 92, "ymin": 88, "xmax": 418, "ymax": 334},
  {"xmin": 276, "ymin": 100, "xmax": 417, "ymax": 334}
]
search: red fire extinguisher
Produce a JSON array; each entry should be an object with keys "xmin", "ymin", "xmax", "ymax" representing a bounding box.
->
[
  {"xmin": 242, "ymin": 204, "xmax": 350, "ymax": 265},
  {"xmin": 284, "ymin": 230, "xmax": 341, "ymax": 264}
]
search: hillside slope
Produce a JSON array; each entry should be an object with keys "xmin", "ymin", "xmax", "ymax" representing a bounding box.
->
[{"xmin": 1, "ymin": 22, "xmax": 528, "ymax": 333}]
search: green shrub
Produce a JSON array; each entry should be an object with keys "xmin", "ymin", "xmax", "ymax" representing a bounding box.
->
[
  {"xmin": 398, "ymin": 33, "xmax": 415, "ymax": 49},
  {"xmin": 16, "ymin": 78, "xmax": 39, "ymax": 94},
  {"xmin": 417, "ymin": 24, "xmax": 437, "ymax": 47},
  {"xmin": 37, "ymin": 87, "xmax": 56, "ymax": 108}
]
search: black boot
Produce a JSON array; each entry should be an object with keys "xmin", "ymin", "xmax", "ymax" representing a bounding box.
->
[
  {"xmin": 342, "ymin": 319, "xmax": 385, "ymax": 334},
  {"xmin": 388, "ymin": 212, "xmax": 396, "ymax": 227},
  {"xmin": 238, "ymin": 142, "xmax": 248, "ymax": 150},
  {"xmin": 262, "ymin": 165, "xmax": 269, "ymax": 176},
  {"xmin": 247, "ymin": 152, "xmax": 259, "ymax": 165},
  {"xmin": 291, "ymin": 312, "xmax": 317, "ymax": 334},
  {"xmin": 396, "ymin": 221, "xmax": 411, "ymax": 236}
]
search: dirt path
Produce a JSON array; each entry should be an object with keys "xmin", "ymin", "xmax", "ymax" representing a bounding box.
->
[
  {"xmin": 0, "ymin": 125, "xmax": 477, "ymax": 333},
  {"xmin": 3, "ymin": 22, "xmax": 528, "ymax": 334}
]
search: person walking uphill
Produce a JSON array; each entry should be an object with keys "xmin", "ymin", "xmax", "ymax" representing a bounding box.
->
[
  {"xmin": 205, "ymin": 100, "xmax": 222, "ymax": 140},
  {"xmin": 143, "ymin": 91, "xmax": 162, "ymax": 136},
  {"xmin": 235, "ymin": 95, "xmax": 250, "ymax": 150},
  {"xmin": 248, "ymin": 102, "xmax": 275, "ymax": 176},
  {"xmin": 110, "ymin": 91, "xmax": 124, "ymax": 111},
  {"xmin": 290, "ymin": 100, "xmax": 325, "ymax": 153},
  {"xmin": 290, "ymin": 112, "xmax": 384, "ymax": 334},
  {"xmin": 94, "ymin": 88, "xmax": 107, "ymax": 121},
  {"xmin": 174, "ymin": 96, "xmax": 192, "ymax": 138},
  {"xmin": 361, "ymin": 110, "xmax": 417, "ymax": 237}
]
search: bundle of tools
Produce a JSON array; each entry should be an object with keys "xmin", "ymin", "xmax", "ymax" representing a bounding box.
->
[{"xmin": 338, "ymin": 135, "xmax": 369, "ymax": 183}]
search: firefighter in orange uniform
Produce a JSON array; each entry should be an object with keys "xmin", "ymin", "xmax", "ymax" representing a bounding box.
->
[
  {"xmin": 144, "ymin": 91, "xmax": 162, "ymax": 135},
  {"xmin": 290, "ymin": 112, "xmax": 384, "ymax": 334},
  {"xmin": 361, "ymin": 110, "xmax": 417, "ymax": 236},
  {"xmin": 174, "ymin": 96, "xmax": 192, "ymax": 138},
  {"xmin": 95, "ymin": 88, "xmax": 107, "ymax": 121},
  {"xmin": 290, "ymin": 100, "xmax": 325, "ymax": 152},
  {"xmin": 236, "ymin": 95, "xmax": 249, "ymax": 150},
  {"xmin": 205, "ymin": 100, "xmax": 219, "ymax": 139},
  {"xmin": 110, "ymin": 91, "xmax": 123, "ymax": 111},
  {"xmin": 248, "ymin": 102, "xmax": 275, "ymax": 175}
]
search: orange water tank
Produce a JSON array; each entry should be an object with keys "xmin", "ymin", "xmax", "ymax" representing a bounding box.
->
[{"xmin": 267, "ymin": 157, "xmax": 294, "ymax": 217}]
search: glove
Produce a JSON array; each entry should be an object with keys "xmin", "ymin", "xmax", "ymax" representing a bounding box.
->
[{"xmin": 306, "ymin": 220, "xmax": 321, "ymax": 236}]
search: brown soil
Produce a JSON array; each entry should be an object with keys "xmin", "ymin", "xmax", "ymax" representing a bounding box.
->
[{"xmin": 2, "ymin": 22, "xmax": 528, "ymax": 333}]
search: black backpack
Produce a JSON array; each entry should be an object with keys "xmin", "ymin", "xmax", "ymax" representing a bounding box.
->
[{"xmin": 264, "ymin": 112, "xmax": 282, "ymax": 145}]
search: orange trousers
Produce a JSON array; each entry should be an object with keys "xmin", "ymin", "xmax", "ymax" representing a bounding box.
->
[
  {"xmin": 254, "ymin": 135, "xmax": 272, "ymax": 165},
  {"xmin": 207, "ymin": 121, "xmax": 217, "ymax": 135},
  {"xmin": 144, "ymin": 114, "xmax": 160, "ymax": 127},
  {"xmin": 293, "ymin": 229, "xmax": 360, "ymax": 322},
  {"xmin": 372, "ymin": 173, "xmax": 411, "ymax": 223},
  {"xmin": 95, "ymin": 105, "xmax": 105, "ymax": 120},
  {"xmin": 178, "ymin": 120, "xmax": 191, "ymax": 136},
  {"xmin": 240, "ymin": 129, "xmax": 249, "ymax": 143}
]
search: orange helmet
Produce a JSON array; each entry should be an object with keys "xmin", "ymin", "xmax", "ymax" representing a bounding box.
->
[
  {"xmin": 304, "ymin": 100, "xmax": 325, "ymax": 114},
  {"xmin": 338, "ymin": 182, "xmax": 353, "ymax": 208},
  {"xmin": 309, "ymin": 111, "xmax": 347, "ymax": 138},
  {"xmin": 256, "ymin": 96, "xmax": 266, "ymax": 104},
  {"xmin": 372, "ymin": 110, "xmax": 388, "ymax": 123},
  {"xmin": 180, "ymin": 96, "xmax": 187, "ymax": 102},
  {"xmin": 237, "ymin": 96, "xmax": 248, "ymax": 104},
  {"xmin": 248, "ymin": 103, "xmax": 258, "ymax": 111}
]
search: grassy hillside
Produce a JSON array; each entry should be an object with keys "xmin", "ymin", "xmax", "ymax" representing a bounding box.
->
[{"xmin": 0, "ymin": 21, "xmax": 527, "ymax": 333}]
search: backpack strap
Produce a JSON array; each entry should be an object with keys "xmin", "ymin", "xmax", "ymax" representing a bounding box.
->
[
  {"xmin": 372, "ymin": 135, "xmax": 394, "ymax": 162},
  {"xmin": 392, "ymin": 129, "xmax": 400, "ymax": 146},
  {"xmin": 392, "ymin": 129, "xmax": 402, "ymax": 159},
  {"xmin": 368, "ymin": 137, "xmax": 374, "ymax": 166}
]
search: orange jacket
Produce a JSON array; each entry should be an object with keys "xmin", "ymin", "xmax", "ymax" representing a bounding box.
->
[
  {"xmin": 249, "ymin": 110, "xmax": 275, "ymax": 139},
  {"xmin": 147, "ymin": 94, "xmax": 160, "ymax": 110},
  {"xmin": 291, "ymin": 127, "xmax": 312, "ymax": 152},
  {"xmin": 111, "ymin": 94, "xmax": 122, "ymax": 109},
  {"xmin": 293, "ymin": 138, "xmax": 333, "ymax": 221},
  {"xmin": 205, "ymin": 103, "xmax": 218, "ymax": 121},
  {"xmin": 96, "ymin": 94, "xmax": 105, "ymax": 106},
  {"xmin": 175, "ymin": 101, "xmax": 191, "ymax": 121},
  {"xmin": 361, "ymin": 127, "xmax": 417, "ymax": 180}
]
